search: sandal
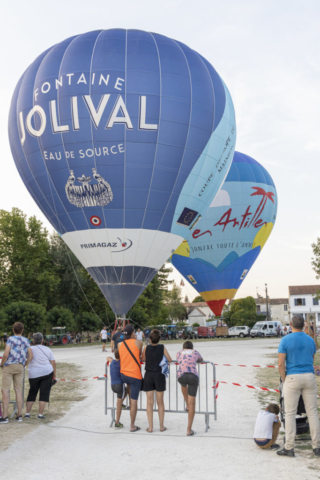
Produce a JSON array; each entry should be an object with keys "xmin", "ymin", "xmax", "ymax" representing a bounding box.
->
[
  {"xmin": 146, "ymin": 428, "xmax": 153, "ymax": 433},
  {"xmin": 160, "ymin": 427, "xmax": 167, "ymax": 432},
  {"xmin": 187, "ymin": 430, "xmax": 195, "ymax": 436},
  {"xmin": 130, "ymin": 426, "xmax": 141, "ymax": 432}
]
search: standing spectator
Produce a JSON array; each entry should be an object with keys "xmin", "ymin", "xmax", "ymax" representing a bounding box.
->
[
  {"xmin": 100, "ymin": 326, "xmax": 108, "ymax": 352},
  {"xmin": 276, "ymin": 325, "xmax": 281, "ymax": 338},
  {"xmin": 25, "ymin": 333, "xmax": 56, "ymax": 419},
  {"xmin": 111, "ymin": 326, "xmax": 124, "ymax": 352},
  {"xmin": 142, "ymin": 329, "xmax": 172, "ymax": 432},
  {"xmin": 143, "ymin": 327, "xmax": 151, "ymax": 346},
  {"xmin": 3, "ymin": 333, "xmax": 7, "ymax": 346},
  {"xmin": 107, "ymin": 349, "xmax": 128, "ymax": 428},
  {"xmin": 277, "ymin": 315, "xmax": 320, "ymax": 457},
  {"xmin": 135, "ymin": 328, "xmax": 144, "ymax": 342},
  {"xmin": 118, "ymin": 325, "xmax": 143, "ymax": 432},
  {"xmin": 176, "ymin": 341, "xmax": 203, "ymax": 436},
  {"xmin": 0, "ymin": 322, "xmax": 33, "ymax": 423}
]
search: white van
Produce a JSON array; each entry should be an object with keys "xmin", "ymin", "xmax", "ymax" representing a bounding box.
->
[{"xmin": 250, "ymin": 321, "xmax": 281, "ymax": 338}]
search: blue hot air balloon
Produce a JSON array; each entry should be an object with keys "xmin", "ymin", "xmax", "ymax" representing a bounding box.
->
[
  {"xmin": 8, "ymin": 29, "xmax": 236, "ymax": 315},
  {"xmin": 171, "ymin": 152, "xmax": 277, "ymax": 316}
]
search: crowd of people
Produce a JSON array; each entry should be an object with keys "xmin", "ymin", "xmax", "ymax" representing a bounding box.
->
[{"xmin": 0, "ymin": 315, "xmax": 319, "ymax": 448}]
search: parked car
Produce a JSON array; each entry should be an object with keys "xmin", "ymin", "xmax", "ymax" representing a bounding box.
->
[
  {"xmin": 197, "ymin": 327, "xmax": 215, "ymax": 339},
  {"xmin": 228, "ymin": 326, "xmax": 250, "ymax": 338},
  {"xmin": 250, "ymin": 321, "xmax": 281, "ymax": 338}
]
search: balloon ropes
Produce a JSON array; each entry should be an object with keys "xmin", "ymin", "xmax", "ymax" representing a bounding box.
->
[
  {"xmin": 8, "ymin": 29, "xmax": 236, "ymax": 316},
  {"xmin": 171, "ymin": 152, "xmax": 278, "ymax": 315}
]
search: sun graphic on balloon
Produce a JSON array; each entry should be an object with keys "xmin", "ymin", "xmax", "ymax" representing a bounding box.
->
[
  {"xmin": 252, "ymin": 222, "xmax": 274, "ymax": 250},
  {"xmin": 174, "ymin": 240, "xmax": 190, "ymax": 257}
]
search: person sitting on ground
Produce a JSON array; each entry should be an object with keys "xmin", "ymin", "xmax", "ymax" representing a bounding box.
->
[
  {"xmin": 25, "ymin": 332, "xmax": 56, "ymax": 420},
  {"xmin": 142, "ymin": 329, "xmax": 172, "ymax": 433},
  {"xmin": 107, "ymin": 349, "xmax": 128, "ymax": 429},
  {"xmin": 277, "ymin": 314, "xmax": 320, "ymax": 458},
  {"xmin": 111, "ymin": 326, "xmax": 124, "ymax": 352},
  {"xmin": 253, "ymin": 403, "xmax": 281, "ymax": 450},
  {"xmin": 0, "ymin": 322, "xmax": 33, "ymax": 423},
  {"xmin": 176, "ymin": 341, "xmax": 203, "ymax": 436},
  {"xmin": 118, "ymin": 325, "xmax": 143, "ymax": 432}
]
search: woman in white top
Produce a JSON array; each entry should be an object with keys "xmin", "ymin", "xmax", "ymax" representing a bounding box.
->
[
  {"xmin": 25, "ymin": 332, "xmax": 56, "ymax": 419},
  {"xmin": 135, "ymin": 328, "xmax": 144, "ymax": 342}
]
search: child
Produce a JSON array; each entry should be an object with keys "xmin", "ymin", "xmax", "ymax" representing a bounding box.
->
[
  {"xmin": 107, "ymin": 349, "xmax": 128, "ymax": 428},
  {"xmin": 253, "ymin": 403, "xmax": 281, "ymax": 449}
]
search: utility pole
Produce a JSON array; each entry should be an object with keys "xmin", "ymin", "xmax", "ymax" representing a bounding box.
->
[{"xmin": 265, "ymin": 283, "xmax": 269, "ymax": 320}]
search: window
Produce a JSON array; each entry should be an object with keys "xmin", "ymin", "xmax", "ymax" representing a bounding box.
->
[
  {"xmin": 284, "ymin": 305, "xmax": 288, "ymax": 311},
  {"xmin": 313, "ymin": 298, "xmax": 319, "ymax": 306},
  {"xmin": 257, "ymin": 305, "xmax": 261, "ymax": 312},
  {"xmin": 294, "ymin": 298, "xmax": 305, "ymax": 306},
  {"xmin": 263, "ymin": 325, "xmax": 267, "ymax": 330},
  {"xmin": 269, "ymin": 325, "xmax": 274, "ymax": 329}
]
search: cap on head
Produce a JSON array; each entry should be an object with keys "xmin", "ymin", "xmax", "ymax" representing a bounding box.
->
[{"xmin": 123, "ymin": 325, "xmax": 135, "ymax": 337}]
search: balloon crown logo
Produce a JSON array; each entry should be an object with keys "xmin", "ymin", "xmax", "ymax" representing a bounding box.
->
[{"xmin": 65, "ymin": 168, "xmax": 113, "ymax": 208}]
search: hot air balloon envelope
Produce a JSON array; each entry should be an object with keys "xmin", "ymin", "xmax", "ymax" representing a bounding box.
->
[{"xmin": 8, "ymin": 29, "xmax": 236, "ymax": 315}]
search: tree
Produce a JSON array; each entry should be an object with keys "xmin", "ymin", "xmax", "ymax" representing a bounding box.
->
[
  {"xmin": 176, "ymin": 321, "xmax": 188, "ymax": 328},
  {"xmin": 75, "ymin": 312, "xmax": 100, "ymax": 333},
  {"xmin": 311, "ymin": 239, "xmax": 320, "ymax": 299},
  {"xmin": 3, "ymin": 301, "xmax": 46, "ymax": 335},
  {"xmin": 192, "ymin": 295, "xmax": 204, "ymax": 303},
  {"xmin": 192, "ymin": 322, "xmax": 200, "ymax": 327},
  {"xmin": 164, "ymin": 284, "xmax": 187, "ymax": 321},
  {"xmin": 47, "ymin": 306, "xmax": 75, "ymax": 331},
  {"xmin": 0, "ymin": 209, "xmax": 59, "ymax": 308},
  {"xmin": 228, "ymin": 296, "xmax": 257, "ymax": 326}
]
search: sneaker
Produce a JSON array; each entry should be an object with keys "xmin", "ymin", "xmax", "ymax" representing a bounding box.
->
[
  {"xmin": 277, "ymin": 448, "xmax": 295, "ymax": 457},
  {"xmin": 271, "ymin": 444, "xmax": 280, "ymax": 450},
  {"xmin": 115, "ymin": 422, "xmax": 124, "ymax": 428},
  {"xmin": 122, "ymin": 404, "xmax": 127, "ymax": 410},
  {"xmin": 0, "ymin": 417, "xmax": 9, "ymax": 424},
  {"xmin": 15, "ymin": 415, "xmax": 23, "ymax": 422},
  {"xmin": 38, "ymin": 414, "xmax": 45, "ymax": 420},
  {"xmin": 24, "ymin": 413, "xmax": 31, "ymax": 419},
  {"xmin": 313, "ymin": 448, "xmax": 320, "ymax": 457}
]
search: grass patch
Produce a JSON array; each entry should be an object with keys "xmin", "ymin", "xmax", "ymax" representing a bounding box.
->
[{"xmin": 0, "ymin": 361, "xmax": 87, "ymax": 451}]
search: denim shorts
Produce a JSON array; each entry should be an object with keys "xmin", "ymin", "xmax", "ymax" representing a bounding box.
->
[{"xmin": 120, "ymin": 374, "xmax": 142, "ymax": 400}]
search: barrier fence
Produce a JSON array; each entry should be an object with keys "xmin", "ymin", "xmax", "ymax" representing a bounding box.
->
[{"xmin": 104, "ymin": 361, "xmax": 217, "ymax": 432}]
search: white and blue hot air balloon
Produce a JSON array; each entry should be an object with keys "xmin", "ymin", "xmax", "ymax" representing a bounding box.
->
[{"xmin": 8, "ymin": 29, "xmax": 236, "ymax": 315}]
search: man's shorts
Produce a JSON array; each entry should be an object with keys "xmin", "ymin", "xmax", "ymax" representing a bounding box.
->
[
  {"xmin": 101, "ymin": 339, "xmax": 107, "ymax": 344},
  {"xmin": 145, "ymin": 338, "xmax": 150, "ymax": 346},
  {"xmin": 111, "ymin": 383, "xmax": 126, "ymax": 399},
  {"xmin": 2, "ymin": 364, "xmax": 24, "ymax": 390},
  {"xmin": 143, "ymin": 371, "xmax": 166, "ymax": 392},
  {"xmin": 120, "ymin": 374, "xmax": 142, "ymax": 400},
  {"xmin": 178, "ymin": 373, "xmax": 199, "ymax": 397}
]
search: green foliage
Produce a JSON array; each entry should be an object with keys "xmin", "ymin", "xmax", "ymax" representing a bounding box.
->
[
  {"xmin": 0, "ymin": 309, "xmax": 8, "ymax": 333},
  {"xmin": 176, "ymin": 321, "xmax": 188, "ymax": 328},
  {"xmin": 192, "ymin": 322, "xmax": 200, "ymax": 327},
  {"xmin": 75, "ymin": 312, "xmax": 100, "ymax": 332},
  {"xmin": 47, "ymin": 306, "xmax": 75, "ymax": 331},
  {"xmin": 226, "ymin": 296, "xmax": 258, "ymax": 326},
  {"xmin": 192, "ymin": 295, "xmax": 204, "ymax": 303},
  {"xmin": 3, "ymin": 301, "xmax": 46, "ymax": 335},
  {"xmin": 0, "ymin": 209, "xmax": 59, "ymax": 308},
  {"xmin": 164, "ymin": 285, "xmax": 187, "ymax": 321},
  {"xmin": 311, "ymin": 239, "xmax": 320, "ymax": 299}
]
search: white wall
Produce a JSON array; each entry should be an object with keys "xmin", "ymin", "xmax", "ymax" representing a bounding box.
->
[
  {"xmin": 289, "ymin": 294, "xmax": 320, "ymax": 325},
  {"xmin": 187, "ymin": 310, "xmax": 206, "ymax": 327}
]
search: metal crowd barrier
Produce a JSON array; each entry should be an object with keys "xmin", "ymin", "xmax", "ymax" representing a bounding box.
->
[
  {"xmin": 105, "ymin": 361, "xmax": 217, "ymax": 432},
  {"xmin": 0, "ymin": 365, "xmax": 26, "ymax": 418}
]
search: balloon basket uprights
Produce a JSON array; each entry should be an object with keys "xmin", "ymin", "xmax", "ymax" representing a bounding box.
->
[{"xmin": 113, "ymin": 316, "xmax": 129, "ymax": 334}]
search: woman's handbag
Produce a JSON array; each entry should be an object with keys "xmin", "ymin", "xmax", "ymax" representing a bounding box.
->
[{"xmin": 122, "ymin": 340, "xmax": 144, "ymax": 390}]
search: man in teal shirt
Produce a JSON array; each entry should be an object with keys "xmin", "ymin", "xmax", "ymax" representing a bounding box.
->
[{"xmin": 277, "ymin": 315, "xmax": 319, "ymax": 457}]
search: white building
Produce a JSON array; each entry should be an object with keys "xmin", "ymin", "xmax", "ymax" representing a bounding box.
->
[
  {"xmin": 289, "ymin": 285, "xmax": 320, "ymax": 326},
  {"xmin": 183, "ymin": 302, "xmax": 215, "ymax": 327},
  {"xmin": 255, "ymin": 297, "xmax": 289, "ymax": 325}
]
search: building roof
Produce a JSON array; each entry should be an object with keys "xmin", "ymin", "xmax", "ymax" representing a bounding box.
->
[
  {"xmin": 255, "ymin": 298, "xmax": 288, "ymax": 305},
  {"xmin": 188, "ymin": 307, "xmax": 206, "ymax": 317},
  {"xmin": 289, "ymin": 285, "xmax": 320, "ymax": 296},
  {"xmin": 183, "ymin": 302, "xmax": 208, "ymax": 308}
]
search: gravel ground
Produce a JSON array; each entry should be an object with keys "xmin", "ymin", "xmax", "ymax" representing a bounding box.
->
[{"xmin": 0, "ymin": 338, "xmax": 318, "ymax": 479}]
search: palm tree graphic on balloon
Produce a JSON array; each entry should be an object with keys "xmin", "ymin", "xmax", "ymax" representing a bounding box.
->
[{"xmin": 248, "ymin": 186, "xmax": 275, "ymax": 227}]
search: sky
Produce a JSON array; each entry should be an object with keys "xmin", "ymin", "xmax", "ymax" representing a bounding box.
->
[{"xmin": 1, "ymin": 0, "xmax": 319, "ymax": 303}]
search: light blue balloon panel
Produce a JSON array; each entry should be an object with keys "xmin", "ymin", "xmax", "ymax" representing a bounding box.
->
[{"xmin": 9, "ymin": 29, "xmax": 236, "ymax": 315}]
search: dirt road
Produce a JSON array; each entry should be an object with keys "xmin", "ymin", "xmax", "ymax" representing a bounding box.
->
[{"xmin": 0, "ymin": 339, "xmax": 318, "ymax": 479}]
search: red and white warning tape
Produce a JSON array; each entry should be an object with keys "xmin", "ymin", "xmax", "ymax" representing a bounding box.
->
[
  {"xmin": 214, "ymin": 363, "xmax": 276, "ymax": 368},
  {"xmin": 215, "ymin": 381, "xmax": 320, "ymax": 398},
  {"xmin": 55, "ymin": 375, "xmax": 107, "ymax": 382}
]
